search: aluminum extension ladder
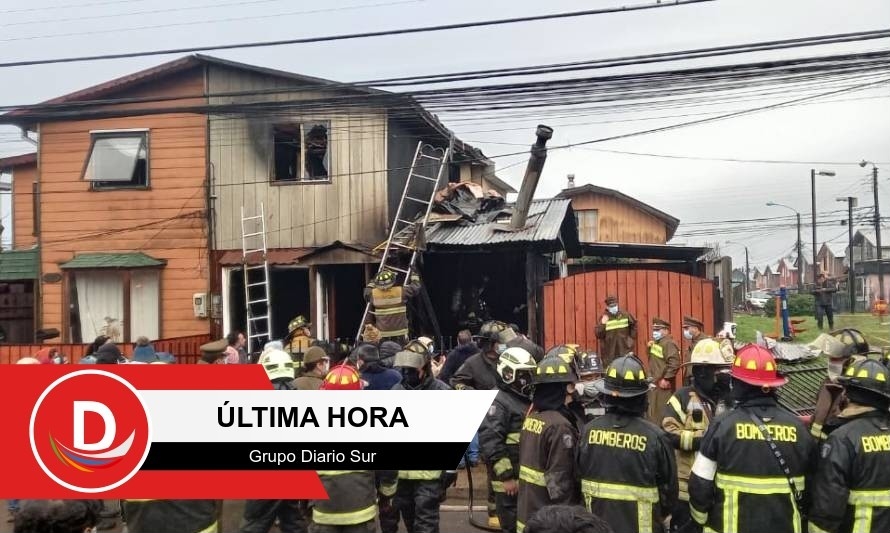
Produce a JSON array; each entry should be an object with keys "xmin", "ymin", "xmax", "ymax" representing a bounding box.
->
[
  {"xmin": 356, "ymin": 141, "xmax": 451, "ymax": 341},
  {"xmin": 241, "ymin": 203, "xmax": 272, "ymax": 353}
]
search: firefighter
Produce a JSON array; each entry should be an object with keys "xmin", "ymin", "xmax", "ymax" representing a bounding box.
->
[
  {"xmin": 240, "ymin": 349, "xmax": 307, "ymax": 533},
  {"xmin": 681, "ymin": 317, "xmax": 707, "ymax": 363},
  {"xmin": 647, "ymin": 317, "xmax": 681, "ymax": 424},
  {"xmin": 506, "ymin": 324, "xmax": 545, "ymax": 362},
  {"xmin": 364, "ymin": 269, "xmax": 421, "ymax": 343},
  {"xmin": 285, "ymin": 315, "xmax": 315, "ymax": 362},
  {"xmin": 809, "ymin": 328, "xmax": 869, "ymax": 441},
  {"xmin": 661, "ymin": 338, "xmax": 732, "ymax": 533},
  {"xmin": 451, "ymin": 321, "xmax": 506, "ymax": 391},
  {"xmin": 479, "ymin": 347, "xmax": 537, "ymax": 533},
  {"xmin": 123, "ymin": 500, "xmax": 221, "ymax": 533},
  {"xmin": 382, "ymin": 349, "xmax": 454, "ymax": 533},
  {"xmin": 579, "ymin": 355, "xmax": 678, "ymax": 533},
  {"xmin": 808, "ymin": 358, "xmax": 890, "ymax": 533},
  {"xmin": 595, "ymin": 295, "xmax": 637, "ymax": 367},
  {"xmin": 311, "ymin": 364, "xmax": 398, "ymax": 533},
  {"xmin": 516, "ymin": 353, "xmax": 582, "ymax": 533},
  {"xmin": 689, "ymin": 345, "xmax": 816, "ymax": 533}
]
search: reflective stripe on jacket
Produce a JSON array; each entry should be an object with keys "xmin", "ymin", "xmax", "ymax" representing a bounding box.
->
[
  {"xmin": 662, "ymin": 386, "xmax": 724, "ymax": 501},
  {"xmin": 479, "ymin": 389, "xmax": 531, "ymax": 489},
  {"xmin": 312, "ymin": 470, "xmax": 397, "ymax": 526},
  {"xmin": 123, "ymin": 500, "xmax": 219, "ymax": 533}
]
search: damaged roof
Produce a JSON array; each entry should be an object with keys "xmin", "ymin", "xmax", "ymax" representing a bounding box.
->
[
  {"xmin": 776, "ymin": 356, "xmax": 827, "ymax": 417},
  {"xmin": 425, "ymin": 198, "xmax": 579, "ymax": 253}
]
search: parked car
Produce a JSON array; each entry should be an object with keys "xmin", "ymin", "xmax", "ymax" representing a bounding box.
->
[{"xmin": 746, "ymin": 290, "xmax": 772, "ymax": 309}]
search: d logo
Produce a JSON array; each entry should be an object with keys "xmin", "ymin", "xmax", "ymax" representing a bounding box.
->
[{"xmin": 30, "ymin": 370, "xmax": 151, "ymax": 493}]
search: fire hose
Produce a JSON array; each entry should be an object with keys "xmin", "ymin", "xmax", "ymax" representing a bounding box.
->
[{"xmin": 464, "ymin": 452, "xmax": 500, "ymax": 532}]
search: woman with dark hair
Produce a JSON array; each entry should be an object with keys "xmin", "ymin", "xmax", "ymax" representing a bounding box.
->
[
  {"xmin": 13, "ymin": 499, "xmax": 101, "ymax": 533},
  {"xmin": 85, "ymin": 336, "xmax": 110, "ymax": 356}
]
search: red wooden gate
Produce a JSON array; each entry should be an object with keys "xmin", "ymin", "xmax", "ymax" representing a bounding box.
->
[{"xmin": 543, "ymin": 270, "xmax": 715, "ymax": 366}]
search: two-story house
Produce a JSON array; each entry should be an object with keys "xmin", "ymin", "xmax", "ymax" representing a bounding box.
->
[
  {"xmin": 1, "ymin": 54, "xmax": 507, "ymax": 345},
  {"xmin": 816, "ymin": 241, "xmax": 847, "ymax": 279},
  {"xmin": 850, "ymin": 227, "xmax": 890, "ymax": 307}
]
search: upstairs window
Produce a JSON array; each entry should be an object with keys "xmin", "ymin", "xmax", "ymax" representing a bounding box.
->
[
  {"xmin": 575, "ymin": 209, "xmax": 599, "ymax": 243},
  {"xmin": 272, "ymin": 122, "xmax": 330, "ymax": 183},
  {"xmin": 82, "ymin": 131, "xmax": 149, "ymax": 190}
]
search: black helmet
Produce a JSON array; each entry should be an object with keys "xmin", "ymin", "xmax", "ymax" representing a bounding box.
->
[
  {"xmin": 831, "ymin": 328, "xmax": 870, "ymax": 357},
  {"xmin": 533, "ymin": 353, "xmax": 580, "ymax": 385},
  {"xmin": 475, "ymin": 320, "xmax": 514, "ymax": 345},
  {"xmin": 839, "ymin": 358, "xmax": 890, "ymax": 399},
  {"xmin": 593, "ymin": 355, "xmax": 650, "ymax": 398}
]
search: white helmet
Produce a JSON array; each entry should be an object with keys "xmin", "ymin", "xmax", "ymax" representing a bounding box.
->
[
  {"xmin": 687, "ymin": 339, "xmax": 730, "ymax": 366},
  {"xmin": 497, "ymin": 347, "xmax": 536, "ymax": 383},
  {"xmin": 259, "ymin": 349, "xmax": 295, "ymax": 381}
]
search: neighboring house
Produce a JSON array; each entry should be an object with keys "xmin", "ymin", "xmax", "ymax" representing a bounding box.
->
[
  {"xmin": 817, "ymin": 241, "xmax": 847, "ymax": 279},
  {"xmin": 555, "ymin": 177, "xmax": 679, "ymax": 244},
  {"xmin": 777, "ymin": 257, "xmax": 798, "ymax": 288},
  {"xmin": 1, "ymin": 54, "xmax": 509, "ymax": 344},
  {"xmin": 763, "ymin": 263, "xmax": 780, "ymax": 289},
  {"xmin": 752, "ymin": 267, "xmax": 765, "ymax": 290},
  {"xmin": 850, "ymin": 228, "xmax": 890, "ymax": 309}
]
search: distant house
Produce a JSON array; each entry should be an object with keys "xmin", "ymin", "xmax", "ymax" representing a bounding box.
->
[
  {"xmin": 763, "ymin": 263, "xmax": 781, "ymax": 290},
  {"xmin": 817, "ymin": 241, "xmax": 847, "ymax": 279},
  {"xmin": 752, "ymin": 267, "xmax": 765, "ymax": 290},
  {"xmin": 777, "ymin": 257, "xmax": 798, "ymax": 288},
  {"xmin": 850, "ymin": 228, "xmax": 890, "ymax": 309}
]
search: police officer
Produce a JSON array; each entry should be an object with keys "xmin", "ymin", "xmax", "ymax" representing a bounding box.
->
[
  {"xmin": 647, "ymin": 317, "xmax": 681, "ymax": 424},
  {"xmin": 579, "ymin": 355, "xmax": 678, "ymax": 533},
  {"xmin": 662, "ymin": 339, "xmax": 732, "ymax": 532},
  {"xmin": 681, "ymin": 317, "xmax": 707, "ymax": 363},
  {"xmin": 241, "ymin": 348, "xmax": 307, "ymax": 533},
  {"xmin": 809, "ymin": 358, "xmax": 890, "ymax": 533},
  {"xmin": 689, "ymin": 345, "xmax": 816, "ymax": 533},
  {"xmin": 311, "ymin": 364, "xmax": 399, "ymax": 533},
  {"xmin": 595, "ymin": 296, "xmax": 637, "ymax": 367},
  {"xmin": 382, "ymin": 349, "xmax": 454, "ymax": 533},
  {"xmin": 285, "ymin": 315, "xmax": 315, "ymax": 361},
  {"xmin": 479, "ymin": 347, "xmax": 537, "ymax": 533},
  {"xmin": 364, "ymin": 269, "xmax": 421, "ymax": 343},
  {"xmin": 516, "ymin": 353, "xmax": 582, "ymax": 533}
]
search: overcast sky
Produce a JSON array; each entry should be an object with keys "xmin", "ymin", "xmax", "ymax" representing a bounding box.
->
[{"xmin": 0, "ymin": 0, "xmax": 888, "ymax": 271}]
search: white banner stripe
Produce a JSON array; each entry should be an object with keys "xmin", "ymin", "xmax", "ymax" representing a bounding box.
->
[{"xmin": 141, "ymin": 390, "xmax": 497, "ymax": 443}]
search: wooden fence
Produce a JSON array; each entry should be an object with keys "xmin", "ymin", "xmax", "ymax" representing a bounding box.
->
[
  {"xmin": 543, "ymin": 269, "xmax": 715, "ymax": 372},
  {"xmin": 0, "ymin": 334, "xmax": 211, "ymax": 364}
]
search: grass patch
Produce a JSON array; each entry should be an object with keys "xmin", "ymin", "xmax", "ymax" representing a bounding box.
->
[{"xmin": 735, "ymin": 313, "xmax": 890, "ymax": 346}]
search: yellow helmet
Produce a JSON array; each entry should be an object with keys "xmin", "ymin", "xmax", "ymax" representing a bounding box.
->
[
  {"xmin": 374, "ymin": 269, "xmax": 397, "ymax": 288},
  {"xmin": 687, "ymin": 339, "xmax": 730, "ymax": 366}
]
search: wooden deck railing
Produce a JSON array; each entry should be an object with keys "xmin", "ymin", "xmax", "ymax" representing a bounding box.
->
[{"xmin": 0, "ymin": 334, "xmax": 211, "ymax": 364}]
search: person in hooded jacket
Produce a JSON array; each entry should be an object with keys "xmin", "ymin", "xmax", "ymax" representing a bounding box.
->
[
  {"xmin": 239, "ymin": 348, "xmax": 306, "ymax": 533},
  {"xmin": 450, "ymin": 322, "xmax": 505, "ymax": 391},
  {"xmin": 439, "ymin": 330, "xmax": 479, "ymax": 385},
  {"xmin": 382, "ymin": 349, "xmax": 454, "ymax": 533},
  {"xmin": 378, "ymin": 341, "xmax": 402, "ymax": 368},
  {"xmin": 94, "ymin": 343, "xmax": 125, "ymax": 364},
  {"xmin": 354, "ymin": 343, "xmax": 401, "ymax": 390}
]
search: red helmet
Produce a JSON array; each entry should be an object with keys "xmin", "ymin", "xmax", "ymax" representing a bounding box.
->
[
  {"xmin": 731, "ymin": 345, "xmax": 788, "ymax": 388},
  {"xmin": 321, "ymin": 364, "xmax": 363, "ymax": 390}
]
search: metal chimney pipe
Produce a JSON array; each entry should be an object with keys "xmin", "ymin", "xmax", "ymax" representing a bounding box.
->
[
  {"xmin": 567, "ymin": 173, "xmax": 575, "ymax": 189},
  {"xmin": 510, "ymin": 125, "xmax": 553, "ymax": 230}
]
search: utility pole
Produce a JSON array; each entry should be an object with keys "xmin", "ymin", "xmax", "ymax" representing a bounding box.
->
[
  {"xmin": 744, "ymin": 246, "xmax": 750, "ymax": 297},
  {"xmin": 873, "ymin": 165, "xmax": 884, "ymax": 300},
  {"xmin": 796, "ymin": 212, "xmax": 804, "ymax": 292},
  {"xmin": 811, "ymin": 169, "xmax": 818, "ymax": 288},
  {"xmin": 837, "ymin": 196, "xmax": 859, "ymax": 313}
]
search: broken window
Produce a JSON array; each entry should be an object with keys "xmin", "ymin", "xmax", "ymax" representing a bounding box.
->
[
  {"xmin": 83, "ymin": 131, "xmax": 149, "ymax": 189},
  {"xmin": 272, "ymin": 122, "xmax": 330, "ymax": 182}
]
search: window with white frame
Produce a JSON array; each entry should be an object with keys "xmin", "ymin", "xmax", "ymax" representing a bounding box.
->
[
  {"xmin": 68, "ymin": 269, "xmax": 160, "ymax": 343},
  {"xmin": 82, "ymin": 131, "xmax": 149, "ymax": 189},
  {"xmin": 271, "ymin": 122, "xmax": 330, "ymax": 182}
]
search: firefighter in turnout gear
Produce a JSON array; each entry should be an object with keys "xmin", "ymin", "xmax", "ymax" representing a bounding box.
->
[
  {"xmin": 595, "ymin": 295, "xmax": 637, "ymax": 367},
  {"xmin": 381, "ymin": 349, "xmax": 454, "ymax": 533},
  {"xmin": 689, "ymin": 345, "xmax": 816, "ymax": 533},
  {"xmin": 479, "ymin": 347, "xmax": 536, "ymax": 533},
  {"xmin": 647, "ymin": 317, "xmax": 682, "ymax": 423},
  {"xmin": 123, "ymin": 500, "xmax": 221, "ymax": 533},
  {"xmin": 516, "ymin": 353, "xmax": 582, "ymax": 533},
  {"xmin": 363, "ymin": 269, "xmax": 421, "ymax": 343},
  {"xmin": 285, "ymin": 315, "xmax": 315, "ymax": 362},
  {"xmin": 311, "ymin": 364, "xmax": 398, "ymax": 533},
  {"xmin": 808, "ymin": 358, "xmax": 890, "ymax": 533},
  {"xmin": 579, "ymin": 355, "xmax": 678, "ymax": 533},
  {"xmin": 808, "ymin": 328, "xmax": 869, "ymax": 442},
  {"xmin": 662, "ymin": 338, "xmax": 732, "ymax": 533}
]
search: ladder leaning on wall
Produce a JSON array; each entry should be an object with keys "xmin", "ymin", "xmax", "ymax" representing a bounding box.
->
[{"xmin": 240, "ymin": 203, "xmax": 272, "ymax": 354}]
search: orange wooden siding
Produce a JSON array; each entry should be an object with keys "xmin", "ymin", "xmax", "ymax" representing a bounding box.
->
[
  {"xmin": 37, "ymin": 69, "xmax": 210, "ymax": 339},
  {"xmin": 12, "ymin": 162, "xmax": 37, "ymax": 249},
  {"xmin": 569, "ymin": 192, "xmax": 668, "ymax": 244},
  {"xmin": 0, "ymin": 333, "xmax": 209, "ymax": 364},
  {"xmin": 543, "ymin": 270, "xmax": 716, "ymax": 381}
]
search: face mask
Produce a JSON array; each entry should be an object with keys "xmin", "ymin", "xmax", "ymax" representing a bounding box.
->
[
  {"xmin": 53, "ymin": 356, "xmax": 63, "ymax": 364},
  {"xmin": 683, "ymin": 329, "xmax": 693, "ymax": 340},
  {"xmin": 320, "ymin": 360, "xmax": 330, "ymax": 374},
  {"xmin": 496, "ymin": 344, "xmax": 507, "ymax": 355},
  {"xmin": 607, "ymin": 305, "xmax": 619, "ymax": 315},
  {"xmin": 400, "ymin": 367, "xmax": 423, "ymax": 389},
  {"xmin": 652, "ymin": 330, "xmax": 663, "ymax": 341}
]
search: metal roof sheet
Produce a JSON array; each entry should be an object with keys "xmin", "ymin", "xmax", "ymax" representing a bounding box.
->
[
  {"xmin": 60, "ymin": 252, "xmax": 166, "ymax": 269},
  {"xmin": 0, "ymin": 248, "xmax": 38, "ymax": 280},
  {"xmin": 776, "ymin": 357, "xmax": 827, "ymax": 416},
  {"xmin": 425, "ymin": 198, "xmax": 571, "ymax": 247}
]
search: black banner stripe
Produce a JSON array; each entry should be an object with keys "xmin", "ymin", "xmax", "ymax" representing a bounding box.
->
[{"xmin": 141, "ymin": 442, "xmax": 472, "ymax": 470}]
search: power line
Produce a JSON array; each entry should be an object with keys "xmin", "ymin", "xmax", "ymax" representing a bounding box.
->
[
  {"xmin": 0, "ymin": 0, "xmax": 715, "ymax": 68},
  {"xmin": 0, "ymin": 0, "xmax": 147, "ymax": 15},
  {"xmin": 577, "ymin": 147, "xmax": 890, "ymax": 166}
]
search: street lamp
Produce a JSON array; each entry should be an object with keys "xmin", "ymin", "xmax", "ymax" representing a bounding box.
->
[
  {"xmin": 726, "ymin": 241, "xmax": 750, "ymax": 297},
  {"xmin": 836, "ymin": 196, "xmax": 858, "ymax": 313},
  {"xmin": 811, "ymin": 169, "xmax": 836, "ymax": 290},
  {"xmin": 766, "ymin": 201, "xmax": 804, "ymax": 291},
  {"xmin": 860, "ymin": 160, "xmax": 883, "ymax": 299}
]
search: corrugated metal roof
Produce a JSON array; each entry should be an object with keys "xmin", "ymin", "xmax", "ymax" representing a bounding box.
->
[
  {"xmin": 218, "ymin": 249, "xmax": 313, "ymax": 266},
  {"xmin": 776, "ymin": 357, "xmax": 827, "ymax": 416},
  {"xmin": 425, "ymin": 198, "xmax": 571, "ymax": 247},
  {"xmin": 0, "ymin": 249, "xmax": 38, "ymax": 280},
  {"xmin": 60, "ymin": 252, "xmax": 166, "ymax": 269}
]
